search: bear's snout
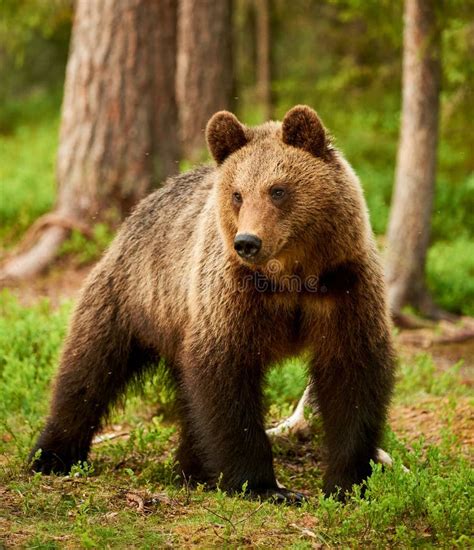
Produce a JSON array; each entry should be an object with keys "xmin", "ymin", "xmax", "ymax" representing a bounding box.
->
[{"xmin": 234, "ymin": 233, "xmax": 262, "ymax": 260}]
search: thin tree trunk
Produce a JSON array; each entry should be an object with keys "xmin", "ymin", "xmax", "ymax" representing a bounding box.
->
[
  {"xmin": 385, "ymin": 0, "xmax": 444, "ymax": 319},
  {"xmin": 1, "ymin": 0, "xmax": 179, "ymax": 281},
  {"xmin": 255, "ymin": 0, "xmax": 272, "ymax": 120},
  {"xmin": 176, "ymin": 0, "xmax": 234, "ymax": 161}
]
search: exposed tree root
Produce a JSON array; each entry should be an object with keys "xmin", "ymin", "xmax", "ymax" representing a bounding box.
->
[
  {"xmin": 0, "ymin": 212, "xmax": 92, "ymax": 282},
  {"xmin": 391, "ymin": 286, "xmax": 460, "ymax": 329},
  {"xmin": 413, "ymin": 290, "xmax": 459, "ymax": 323},
  {"xmin": 0, "ymin": 226, "xmax": 68, "ymax": 282},
  {"xmin": 392, "ymin": 313, "xmax": 436, "ymax": 330},
  {"xmin": 398, "ymin": 317, "xmax": 474, "ymax": 347}
]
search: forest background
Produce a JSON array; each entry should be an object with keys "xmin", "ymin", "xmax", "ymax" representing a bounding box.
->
[{"xmin": 0, "ymin": 1, "xmax": 473, "ymax": 548}]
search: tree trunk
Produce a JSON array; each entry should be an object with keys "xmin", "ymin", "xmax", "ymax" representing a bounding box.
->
[
  {"xmin": 176, "ymin": 0, "xmax": 234, "ymax": 161},
  {"xmin": 57, "ymin": 0, "xmax": 179, "ymax": 222},
  {"xmin": 385, "ymin": 0, "xmax": 443, "ymax": 319},
  {"xmin": 1, "ymin": 0, "xmax": 179, "ymax": 281},
  {"xmin": 255, "ymin": 0, "xmax": 272, "ymax": 120}
]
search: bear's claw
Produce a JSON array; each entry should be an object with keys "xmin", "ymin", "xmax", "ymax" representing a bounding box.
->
[
  {"xmin": 251, "ymin": 487, "xmax": 307, "ymax": 506},
  {"xmin": 28, "ymin": 447, "xmax": 75, "ymax": 475}
]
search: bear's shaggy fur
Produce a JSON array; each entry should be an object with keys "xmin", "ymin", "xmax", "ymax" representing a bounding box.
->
[{"xmin": 30, "ymin": 106, "xmax": 395, "ymax": 501}]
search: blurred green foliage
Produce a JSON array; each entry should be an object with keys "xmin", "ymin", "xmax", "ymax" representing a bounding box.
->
[
  {"xmin": 0, "ymin": 0, "xmax": 72, "ymax": 132},
  {"xmin": 0, "ymin": 108, "xmax": 59, "ymax": 245},
  {"xmin": 59, "ymin": 224, "xmax": 115, "ymax": 265},
  {"xmin": 427, "ymin": 237, "xmax": 474, "ymax": 315}
]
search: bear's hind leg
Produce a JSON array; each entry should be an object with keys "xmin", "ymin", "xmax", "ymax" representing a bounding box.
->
[
  {"xmin": 29, "ymin": 286, "xmax": 153, "ymax": 474},
  {"xmin": 174, "ymin": 395, "xmax": 208, "ymax": 484}
]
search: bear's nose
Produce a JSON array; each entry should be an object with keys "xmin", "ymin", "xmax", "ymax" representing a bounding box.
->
[{"xmin": 234, "ymin": 233, "xmax": 262, "ymax": 259}]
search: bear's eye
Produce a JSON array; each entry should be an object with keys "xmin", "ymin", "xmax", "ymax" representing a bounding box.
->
[
  {"xmin": 232, "ymin": 192, "xmax": 243, "ymax": 205},
  {"xmin": 270, "ymin": 187, "xmax": 286, "ymax": 202}
]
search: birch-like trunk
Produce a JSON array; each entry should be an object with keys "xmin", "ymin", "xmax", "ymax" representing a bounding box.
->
[{"xmin": 385, "ymin": 0, "xmax": 442, "ymax": 318}]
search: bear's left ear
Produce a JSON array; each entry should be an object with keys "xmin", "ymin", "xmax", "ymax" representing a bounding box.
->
[
  {"xmin": 281, "ymin": 105, "xmax": 328, "ymax": 159},
  {"xmin": 206, "ymin": 111, "xmax": 248, "ymax": 165}
]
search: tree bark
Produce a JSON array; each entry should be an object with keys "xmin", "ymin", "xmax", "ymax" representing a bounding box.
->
[
  {"xmin": 385, "ymin": 0, "xmax": 443, "ymax": 319},
  {"xmin": 176, "ymin": 0, "xmax": 234, "ymax": 161},
  {"xmin": 255, "ymin": 0, "xmax": 272, "ymax": 120},
  {"xmin": 1, "ymin": 0, "xmax": 179, "ymax": 281},
  {"xmin": 152, "ymin": 0, "xmax": 180, "ymax": 183},
  {"xmin": 57, "ymin": 0, "xmax": 179, "ymax": 222}
]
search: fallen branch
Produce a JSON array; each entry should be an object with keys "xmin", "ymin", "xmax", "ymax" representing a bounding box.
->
[
  {"xmin": 398, "ymin": 317, "xmax": 474, "ymax": 347},
  {"xmin": 393, "ymin": 313, "xmax": 436, "ymax": 330}
]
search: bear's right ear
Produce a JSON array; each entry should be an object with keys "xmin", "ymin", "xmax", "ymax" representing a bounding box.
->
[
  {"xmin": 206, "ymin": 111, "xmax": 248, "ymax": 165},
  {"xmin": 281, "ymin": 105, "xmax": 328, "ymax": 159}
]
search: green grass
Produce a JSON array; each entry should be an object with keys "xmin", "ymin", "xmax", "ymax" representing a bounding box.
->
[
  {"xmin": 0, "ymin": 292, "xmax": 472, "ymax": 548},
  {"xmin": 58, "ymin": 224, "xmax": 115, "ymax": 266},
  {"xmin": 0, "ymin": 115, "xmax": 59, "ymax": 247},
  {"xmin": 427, "ymin": 237, "xmax": 474, "ymax": 316}
]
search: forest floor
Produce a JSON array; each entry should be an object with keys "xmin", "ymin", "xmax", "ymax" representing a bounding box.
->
[{"xmin": 0, "ymin": 266, "xmax": 473, "ymax": 548}]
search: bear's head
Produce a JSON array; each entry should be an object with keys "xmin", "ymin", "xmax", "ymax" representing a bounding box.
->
[{"xmin": 206, "ymin": 105, "xmax": 369, "ymax": 275}]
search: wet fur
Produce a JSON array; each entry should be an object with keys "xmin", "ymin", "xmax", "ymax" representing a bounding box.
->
[{"xmin": 30, "ymin": 106, "xmax": 395, "ymax": 499}]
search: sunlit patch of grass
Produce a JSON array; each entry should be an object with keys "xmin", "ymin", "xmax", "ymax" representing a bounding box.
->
[
  {"xmin": 266, "ymin": 357, "xmax": 307, "ymax": 417},
  {"xmin": 396, "ymin": 352, "xmax": 469, "ymax": 401},
  {"xmin": 58, "ymin": 224, "xmax": 115, "ymax": 266}
]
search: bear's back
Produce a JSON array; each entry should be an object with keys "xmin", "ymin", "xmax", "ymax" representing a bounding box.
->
[{"xmin": 87, "ymin": 166, "xmax": 218, "ymax": 351}]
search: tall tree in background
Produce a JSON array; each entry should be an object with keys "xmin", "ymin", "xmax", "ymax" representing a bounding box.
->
[
  {"xmin": 176, "ymin": 0, "xmax": 234, "ymax": 160},
  {"xmin": 1, "ymin": 0, "xmax": 179, "ymax": 280},
  {"xmin": 255, "ymin": 0, "xmax": 272, "ymax": 120},
  {"xmin": 385, "ymin": 0, "xmax": 444, "ymax": 321}
]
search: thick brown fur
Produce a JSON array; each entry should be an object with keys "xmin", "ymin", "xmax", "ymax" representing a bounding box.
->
[{"xmin": 30, "ymin": 105, "xmax": 395, "ymax": 501}]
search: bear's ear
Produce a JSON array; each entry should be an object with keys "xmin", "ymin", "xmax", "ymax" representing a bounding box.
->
[
  {"xmin": 281, "ymin": 105, "xmax": 328, "ymax": 159},
  {"xmin": 206, "ymin": 111, "xmax": 248, "ymax": 164}
]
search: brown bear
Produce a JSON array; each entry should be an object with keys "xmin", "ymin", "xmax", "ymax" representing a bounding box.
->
[{"xmin": 30, "ymin": 105, "xmax": 395, "ymax": 502}]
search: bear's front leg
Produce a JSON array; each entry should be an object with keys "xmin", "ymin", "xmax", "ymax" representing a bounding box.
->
[
  {"xmin": 309, "ymin": 261, "xmax": 396, "ymax": 499},
  {"xmin": 179, "ymin": 342, "xmax": 303, "ymax": 504}
]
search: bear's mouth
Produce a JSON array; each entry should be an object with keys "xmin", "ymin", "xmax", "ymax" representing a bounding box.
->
[
  {"xmin": 232, "ymin": 234, "xmax": 289, "ymax": 269},
  {"xmin": 235, "ymin": 245, "xmax": 286, "ymax": 269},
  {"xmin": 235, "ymin": 251, "xmax": 270, "ymax": 267}
]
